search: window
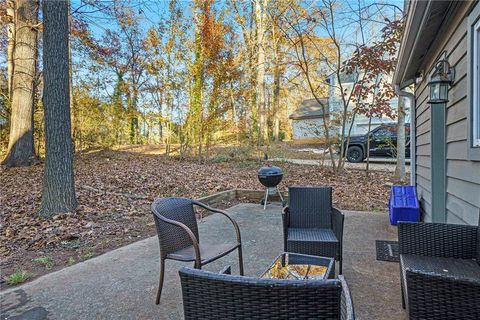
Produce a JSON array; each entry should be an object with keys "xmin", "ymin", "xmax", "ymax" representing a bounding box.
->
[
  {"xmin": 468, "ymin": 4, "xmax": 480, "ymax": 160},
  {"xmin": 373, "ymin": 126, "xmax": 393, "ymax": 138},
  {"xmin": 473, "ymin": 19, "xmax": 480, "ymax": 147}
]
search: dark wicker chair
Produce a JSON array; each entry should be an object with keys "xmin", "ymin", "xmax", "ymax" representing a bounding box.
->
[
  {"xmin": 151, "ymin": 197, "xmax": 243, "ymax": 304},
  {"xmin": 282, "ymin": 186, "xmax": 344, "ymax": 274},
  {"xmin": 398, "ymin": 222, "xmax": 480, "ymax": 319},
  {"xmin": 179, "ymin": 266, "xmax": 355, "ymax": 320}
]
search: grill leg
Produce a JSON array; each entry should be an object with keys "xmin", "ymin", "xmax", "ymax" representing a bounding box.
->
[
  {"xmin": 277, "ymin": 188, "xmax": 284, "ymax": 202},
  {"xmin": 263, "ymin": 188, "xmax": 268, "ymax": 210}
]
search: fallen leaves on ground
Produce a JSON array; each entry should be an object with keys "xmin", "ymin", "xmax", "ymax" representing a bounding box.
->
[{"xmin": 0, "ymin": 148, "xmax": 397, "ymax": 282}]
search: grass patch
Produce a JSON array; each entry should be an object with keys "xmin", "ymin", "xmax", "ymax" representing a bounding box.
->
[
  {"xmin": 33, "ymin": 256, "xmax": 54, "ymax": 270},
  {"xmin": 234, "ymin": 160, "xmax": 261, "ymax": 169},
  {"xmin": 81, "ymin": 252, "xmax": 95, "ymax": 260},
  {"xmin": 211, "ymin": 154, "xmax": 229, "ymax": 163},
  {"xmin": 67, "ymin": 257, "xmax": 76, "ymax": 265},
  {"xmin": 4, "ymin": 271, "xmax": 35, "ymax": 285}
]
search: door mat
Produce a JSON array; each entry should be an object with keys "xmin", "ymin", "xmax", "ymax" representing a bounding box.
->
[{"xmin": 375, "ymin": 240, "xmax": 399, "ymax": 262}]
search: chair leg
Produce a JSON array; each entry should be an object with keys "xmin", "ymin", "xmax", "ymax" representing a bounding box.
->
[
  {"xmin": 400, "ymin": 278, "xmax": 406, "ymax": 309},
  {"xmin": 155, "ymin": 258, "xmax": 166, "ymax": 305},
  {"xmin": 238, "ymin": 246, "xmax": 244, "ymax": 276}
]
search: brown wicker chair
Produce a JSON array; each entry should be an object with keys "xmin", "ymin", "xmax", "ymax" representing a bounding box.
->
[{"xmin": 151, "ymin": 197, "xmax": 243, "ymax": 304}]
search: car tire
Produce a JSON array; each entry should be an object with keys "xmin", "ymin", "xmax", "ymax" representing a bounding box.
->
[{"xmin": 346, "ymin": 146, "xmax": 364, "ymax": 163}]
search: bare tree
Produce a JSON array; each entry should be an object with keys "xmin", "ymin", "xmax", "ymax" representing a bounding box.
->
[
  {"xmin": 255, "ymin": 0, "xmax": 268, "ymax": 145},
  {"xmin": 6, "ymin": 0, "xmax": 14, "ymax": 99},
  {"xmin": 395, "ymin": 95, "xmax": 406, "ymax": 181},
  {"xmin": 2, "ymin": 0, "xmax": 39, "ymax": 167}
]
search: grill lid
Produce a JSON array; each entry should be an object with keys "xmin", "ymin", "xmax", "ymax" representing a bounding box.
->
[{"xmin": 258, "ymin": 166, "xmax": 283, "ymax": 176}]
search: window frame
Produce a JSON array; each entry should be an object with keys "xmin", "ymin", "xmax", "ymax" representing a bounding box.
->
[
  {"xmin": 468, "ymin": 3, "xmax": 480, "ymax": 160},
  {"xmin": 473, "ymin": 19, "xmax": 480, "ymax": 147}
]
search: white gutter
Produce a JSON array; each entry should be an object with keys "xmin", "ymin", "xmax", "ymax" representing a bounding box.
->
[{"xmin": 396, "ymin": 85, "xmax": 416, "ymax": 186}]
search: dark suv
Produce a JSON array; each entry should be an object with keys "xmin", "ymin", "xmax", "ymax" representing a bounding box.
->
[{"xmin": 345, "ymin": 123, "xmax": 410, "ymax": 163}]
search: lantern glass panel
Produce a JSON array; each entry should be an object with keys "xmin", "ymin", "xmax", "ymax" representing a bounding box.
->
[
  {"xmin": 430, "ymin": 82, "xmax": 440, "ymax": 101},
  {"xmin": 439, "ymin": 83, "xmax": 448, "ymax": 101},
  {"xmin": 429, "ymin": 82, "xmax": 449, "ymax": 103}
]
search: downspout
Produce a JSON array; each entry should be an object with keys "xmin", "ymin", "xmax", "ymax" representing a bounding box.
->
[{"xmin": 395, "ymin": 85, "xmax": 416, "ymax": 186}]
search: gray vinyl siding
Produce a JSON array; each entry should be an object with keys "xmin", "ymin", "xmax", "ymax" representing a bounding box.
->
[{"xmin": 414, "ymin": 2, "xmax": 480, "ymax": 226}]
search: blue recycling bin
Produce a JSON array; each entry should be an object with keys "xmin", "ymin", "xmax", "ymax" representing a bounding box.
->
[{"xmin": 388, "ymin": 186, "xmax": 420, "ymax": 225}]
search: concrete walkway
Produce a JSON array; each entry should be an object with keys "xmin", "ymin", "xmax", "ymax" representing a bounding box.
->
[
  {"xmin": 270, "ymin": 157, "xmax": 411, "ymax": 172},
  {"xmin": 1, "ymin": 204, "xmax": 406, "ymax": 320}
]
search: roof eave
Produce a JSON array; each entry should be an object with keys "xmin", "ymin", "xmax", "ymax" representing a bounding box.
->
[{"xmin": 393, "ymin": 0, "xmax": 431, "ymax": 87}]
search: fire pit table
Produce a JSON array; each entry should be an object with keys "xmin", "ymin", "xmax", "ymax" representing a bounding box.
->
[{"xmin": 261, "ymin": 252, "xmax": 335, "ymax": 280}]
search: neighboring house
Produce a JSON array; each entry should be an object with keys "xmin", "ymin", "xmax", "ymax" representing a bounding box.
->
[
  {"xmin": 327, "ymin": 73, "xmax": 411, "ymax": 136},
  {"xmin": 394, "ymin": 0, "xmax": 480, "ymax": 225},
  {"xmin": 289, "ymin": 98, "xmax": 329, "ymax": 144}
]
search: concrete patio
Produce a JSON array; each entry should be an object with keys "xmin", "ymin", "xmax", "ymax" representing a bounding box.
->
[{"xmin": 1, "ymin": 203, "xmax": 406, "ymax": 320}]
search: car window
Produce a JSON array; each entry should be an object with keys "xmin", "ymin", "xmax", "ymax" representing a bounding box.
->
[{"xmin": 373, "ymin": 127, "xmax": 392, "ymax": 137}]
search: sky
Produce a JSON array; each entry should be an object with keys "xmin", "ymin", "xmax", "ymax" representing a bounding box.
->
[{"xmin": 70, "ymin": 0, "xmax": 406, "ymax": 44}]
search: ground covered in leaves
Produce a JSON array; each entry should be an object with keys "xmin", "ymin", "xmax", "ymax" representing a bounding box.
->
[{"xmin": 1, "ymin": 146, "xmax": 397, "ymax": 287}]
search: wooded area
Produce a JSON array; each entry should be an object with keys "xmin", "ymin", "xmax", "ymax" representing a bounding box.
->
[
  {"xmin": 0, "ymin": 0, "xmax": 408, "ymax": 286},
  {"xmin": 0, "ymin": 0, "xmax": 405, "ymax": 218}
]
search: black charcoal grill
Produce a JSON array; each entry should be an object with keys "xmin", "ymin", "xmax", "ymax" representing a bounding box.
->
[{"xmin": 257, "ymin": 165, "xmax": 285, "ymax": 209}]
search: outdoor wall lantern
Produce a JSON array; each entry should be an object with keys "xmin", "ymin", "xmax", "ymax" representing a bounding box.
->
[{"xmin": 428, "ymin": 59, "xmax": 455, "ymax": 104}]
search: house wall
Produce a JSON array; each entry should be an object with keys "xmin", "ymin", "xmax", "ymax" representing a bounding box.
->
[
  {"xmin": 328, "ymin": 75, "xmax": 408, "ymax": 136},
  {"xmin": 414, "ymin": 1, "xmax": 480, "ymax": 225},
  {"xmin": 292, "ymin": 118, "xmax": 326, "ymax": 142}
]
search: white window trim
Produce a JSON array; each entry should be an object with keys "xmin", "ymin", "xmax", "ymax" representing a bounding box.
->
[{"xmin": 473, "ymin": 19, "xmax": 480, "ymax": 147}]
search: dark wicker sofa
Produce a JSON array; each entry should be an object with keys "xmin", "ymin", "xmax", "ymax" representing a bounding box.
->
[
  {"xmin": 179, "ymin": 266, "xmax": 355, "ymax": 320},
  {"xmin": 398, "ymin": 222, "xmax": 480, "ymax": 320}
]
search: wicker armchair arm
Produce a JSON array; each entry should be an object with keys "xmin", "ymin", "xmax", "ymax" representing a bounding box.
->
[
  {"xmin": 151, "ymin": 209, "xmax": 201, "ymax": 265},
  {"xmin": 398, "ymin": 222, "xmax": 478, "ymax": 259},
  {"xmin": 405, "ymin": 265, "xmax": 480, "ymax": 286},
  {"xmin": 192, "ymin": 201, "xmax": 242, "ymax": 244},
  {"xmin": 332, "ymin": 208, "xmax": 344, "ymax": 243},
  {"xmin": 339, "ymin": 275, "xmax": 355, "ymax": 320}
]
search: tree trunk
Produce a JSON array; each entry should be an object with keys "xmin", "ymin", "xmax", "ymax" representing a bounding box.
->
[
  {"xmin": 395, "ymin": 95, "xmax": 406, "ymax": 181},
  {"xmin": 365, "ymin": 116, "xmax": 372, "ymax": 177},
  {"xmin": 272, "ymin": 21, "xmax": 281, "ymax": 142},
  {"xmin": 68, "ymin": 0, "xmax": 78, "ymax": 152},
  {"xmin": 39, "ymin": 0, "xmax": 77, "ymax": 218},
  {"xmin": 2, "ymin": 0, "xmax": 39, "ymax": 167},
  {"xmin": 255, "ymin": 0, "xmax": 267, "ymax": 145},
  {"xmin": 6, "ymin": 0, "xmax": 15, "ymax": 100}
]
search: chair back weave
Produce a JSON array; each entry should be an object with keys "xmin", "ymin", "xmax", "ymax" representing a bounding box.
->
[
  {"xmin": 151, "ymin": 198, "xmax": 199, "ymax": 256},
  {"xmin": 288, "ymin": 186, "xmax": 332, "ymax": 228},
  {"xmin": 179, "ymin": 267, "xmax": 345, "ymax": 319}
]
